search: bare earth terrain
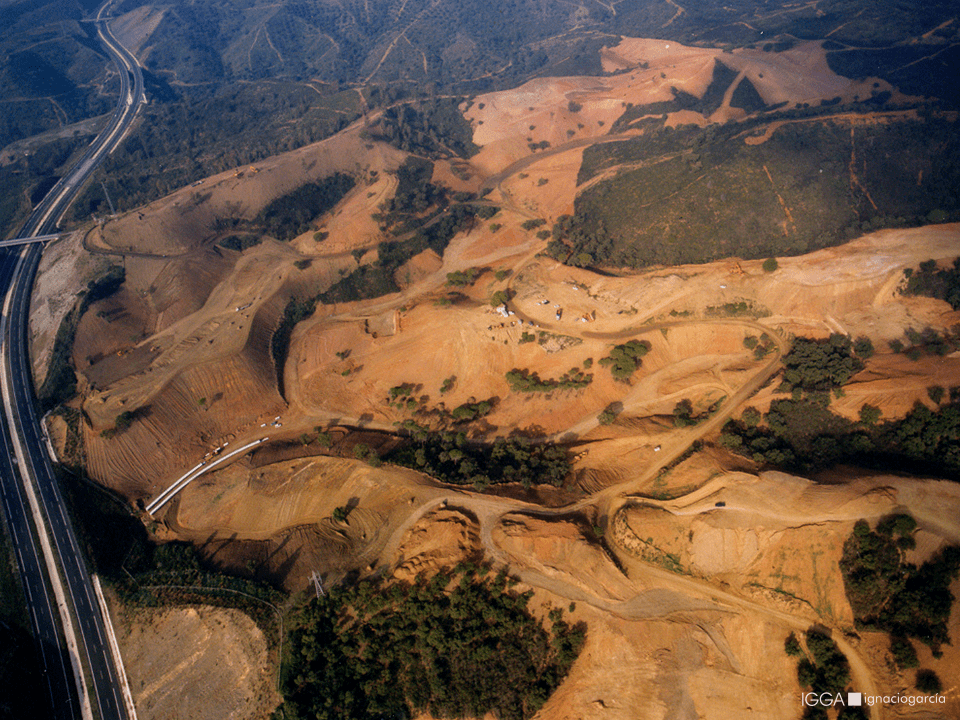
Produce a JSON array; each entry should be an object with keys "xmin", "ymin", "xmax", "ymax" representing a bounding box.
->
[{"xmin": 30, "ymin": 32, "xmax": 960, "ymax": 720}]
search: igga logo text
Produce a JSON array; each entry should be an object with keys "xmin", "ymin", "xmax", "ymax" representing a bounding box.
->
[{"xmin": 802, "ymin": 692, "xmax": 862, "ymax": 707}]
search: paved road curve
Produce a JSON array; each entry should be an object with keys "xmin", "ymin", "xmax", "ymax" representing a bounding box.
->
[{"xmin": 0, "ymin": 1, "xmax": 145, "ymax": 717}]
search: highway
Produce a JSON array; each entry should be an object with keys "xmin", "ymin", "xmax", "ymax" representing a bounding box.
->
[{"xmin": 0, "ymin": 1, "xmax": 145, "ymax": 718}]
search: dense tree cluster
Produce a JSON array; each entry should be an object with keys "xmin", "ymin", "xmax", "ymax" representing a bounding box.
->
[
  {"xmin": 505, "ymin": 367, "xmax": 593, "ymax": 393},
  {"xmin": 840, "ymin": 516, "xmax": 960, "ymax": 649},
  {"xmin": 450, "ymin": 400, "xmax": 494, "ymax": 422},
  {"xmin": 277, "ymin": 567, "xmax": 585, "ymax": 720},
  {"xmin": 721, "ymin": 395, "xmax": 960, "ymax": 476},
  {"xmin": 780, "ymin": 335, "xmax": 865, "ymax": 393},
  {"xmin": 743, "ymin": 333, "xmax": 776, "ymax": 360},
  {"xmin": 218, "ymin": 234, "xmax": 262, "ymax": 251},
  {"xmin": 272, "ymin": 297, "xmax": 319, "ymax": 398},
  {"xmin": 257, "ymin": 173, "xmax": 356, "ymax": 240},
  {"xmin": 64, "ymin": 83, "xmax": 362, "ymax": 225},
  {"xmin": 369, "ymin": 98, "xmax": 479, "ymax": 159},
  {"xmin": 383, "ymin": 157, "xmax": 445, "ymax": 219},
  {"xmin": 598, "ymin": 340, "xmax": 651, "ymax": 381},
  {"xmin": 795, "ymin": 629, "xmax": 850, "ymax": 697},
  {"xmin": 904, "ymin": 258, "xmax": 960, "ymax": 310},
  {"xmin": 388, "ymin": 431, "xmax": 571, "ymax": 490},
  {"xmin": 564, "ymin": 114, "xmax": 960, "ymax": 270},
  {"xmin": 890, "ymin": 325, "xmax": 960, "ymax": 360}
]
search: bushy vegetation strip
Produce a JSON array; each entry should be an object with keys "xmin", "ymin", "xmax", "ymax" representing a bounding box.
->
[
  {"xmin": 838, "ymin": 514, "xmax": 955, "ymax": 694},
  {"xmin": 718, "ymin": 335, "xmax": 960, "ymax": 476},
  {"xmin": 388, "ymin": 430, "xmax": 571, "ymax": 490},
  {"xmin": 722, "ymin": 393, "xmax": 960, "ymax": 477}
]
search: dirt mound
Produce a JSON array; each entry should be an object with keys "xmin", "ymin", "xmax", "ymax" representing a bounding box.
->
[
  {"xmin": 493, "ymin": 514, "xmax": 638, "ymax": 603},
  {"xmin": 118, "ymin": 605, "xmax": 278, "ymax": 720},
  {"xmin": 391, "ymin": 508, "xmax": 481, "ymax": 581}
]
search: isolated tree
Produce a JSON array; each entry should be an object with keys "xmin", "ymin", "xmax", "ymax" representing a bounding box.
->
[
  {"xmin": 859, "ymin": 404, "xmax": 881, "ymax": 426},
  {"xmin": 490, "ymin": 290, "xmax": 509, "ymax": 307},
  {"xmin": 916, "ymin": 669, "xmax": 942, "ymax": 694},
  {"xmin": 597, "ymin": 409, "xmax": 617, "ymax": 425},
  {"xmin": 332, "ymin": 506, "xmax": 348, "ymax": 523},
  {"xmin": 741, "ymin": 407, "xmax": 762, "ymax": 427},
  {"xmin": 853, "ymin": 336, "xmax": 875, "ymax": 358},
  {"xmin": 890, "ymin": 636, "xmax": 919, "ymax": 669},
  {"xmin": 762, "ymin": 257, "xmax": 779, "ymax": 273},
  {"xmin": 114, "ymin": 410, "xmax": 137, "ymax": 431},
  {"xmin": 784, "ymin": 632, "xmax": 803, "ymax": 657},
  {"xmin": 927, "ymin": 385, "xmax": 945, "ymax": 404}
]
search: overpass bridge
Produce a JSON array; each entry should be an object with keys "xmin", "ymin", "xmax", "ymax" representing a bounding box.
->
[{"xmin": 0, "ymin": 234, "xmax": 59, "ymax": 248}]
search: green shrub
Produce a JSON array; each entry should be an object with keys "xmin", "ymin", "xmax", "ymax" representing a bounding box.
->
[
  {"xmin": 890, "ymin": 636, "xmax": 919, "ymax": 669},
  {"xmin": 598, "ymin": 340, "xmax": 651, "ymax": 381},
  {"xmin": 598, "ymin": 409, "xmax": 617, "ymax": 425},
  {"xmin": 853, "ymin": 336, "xmax": 875, "ymax": 358},
  {"xmin": 785, "ymin": 632, "xmax": 803, "ymax": 657},
  {"xmin": 916, "ymin": 669, "xmax": 942, "ymax": 694}
]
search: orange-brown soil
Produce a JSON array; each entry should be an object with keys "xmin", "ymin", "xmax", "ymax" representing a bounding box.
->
[{"xmin": 117, "ymin": 605, "xmax": 278, "ymax": 720}]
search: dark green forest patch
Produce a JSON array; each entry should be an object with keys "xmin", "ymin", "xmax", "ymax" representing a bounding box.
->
[
  {"xmin": 368, "ymin": 97, "xmax": 479, "ymax": 158},
  {"xmin": 841, "ymin": 515, "xmax": 960, "ymax": 650},
  {"xmin": 827, "ymin": 45, "xmax": 960, "ymax": 108},
  {"xmin": 903, "ymin": 258, "xmax": 960, "ymax": 310},
  {"xmin": 791, "ymin": 629, "xmax": 851, "ymax": 700},
  {"xmin": 277, "ymin": 566, "xmax": 585, "ymax": 720},
  {"xmin": 65, "ymin": 83, "xmax": 363, "ymax": 222},
  {"xmin": 722, "ymin": 395, "xmax": 960, "ymax": 477},
  {"xmin": 719, "ymin": 335, "xmax": 960, "ymax": 476},
  {"xmin": 257, "ymin": 173, "xmax": 355, "ymax": 241},
  {"xmin": 729, "ymin": 76, "xmax": 768, "ymax": 113},
  {"xmin": 387, "ymin": 431, "xmax": 571, "ymax": 490},
  {"xmin": 563, "ymin": 114, "xmax": 959, "ymax": 269}
]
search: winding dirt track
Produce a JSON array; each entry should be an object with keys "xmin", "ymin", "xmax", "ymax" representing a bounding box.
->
[{"xmin": 157, "ymin": 125, "xmax": 903, "ymax": 716}]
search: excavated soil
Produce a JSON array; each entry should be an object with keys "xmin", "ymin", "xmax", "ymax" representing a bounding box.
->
[{"xmin": 117, "ymin": 605, "xmax": 278, "ymax": 720}]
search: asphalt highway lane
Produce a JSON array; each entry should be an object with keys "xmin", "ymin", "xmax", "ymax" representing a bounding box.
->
[{"xmin": 0, "ymin": 1, "xmax": 145, "ymax": 717}]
